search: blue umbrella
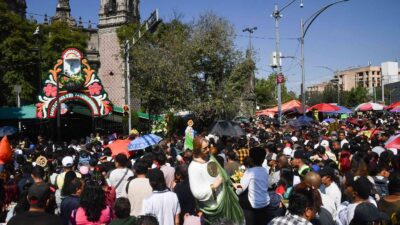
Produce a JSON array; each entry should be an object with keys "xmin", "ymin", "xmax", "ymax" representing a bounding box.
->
[
  {"xmin": 0, "ymin": 126, "xmax": 17, "ymax": 137},
  {"xmin": 288, "ymin": 116, "xmax": 314, "ymax": 127},
  {"xmin": 323, "ymin": 118, "xmax": 336, "ymax": 123},
  {"xmin": 128, "ymin": 134, "xmax": 162, "ymax": 151}
]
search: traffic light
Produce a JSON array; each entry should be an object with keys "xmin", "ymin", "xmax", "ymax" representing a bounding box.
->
[{"xmin": 123, "ymin": 105, "xmax": 129, "ymax": 116}]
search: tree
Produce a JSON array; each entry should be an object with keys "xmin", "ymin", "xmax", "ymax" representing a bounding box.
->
[
  {"xmin": 0, "ymin": 0, "xmax": 88, "ymax": 106},
  {"xmin": 346, "ymin": 86, "xmax": 370, "ymax": 107},
  {"xmin": 189, "ymin": 12, "xmax": 242, "ymax": 120},
  {"xmin": 0, "ymin": 1, "xmax": 36, "ymax": 105},
  {"xmin": 118, "ymin": 18, "xmax": 195, "ymax": 116},
  {"xmin": 255, "ymin": 74, "xmax": 297, "ymax": 109}
]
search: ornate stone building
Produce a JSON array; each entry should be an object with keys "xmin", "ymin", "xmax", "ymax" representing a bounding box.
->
[
  {"xmin": 98, "ymin": 0, "xmax": 140, "ymax": 108},
  {"xmin": 30, "ymin": 0, "xmax": 140, "ymax": 108}
]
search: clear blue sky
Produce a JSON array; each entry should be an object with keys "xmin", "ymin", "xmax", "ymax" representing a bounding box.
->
[{"xmin": 27, "ymin": 0, "xmax": 400, "ymax": 94}]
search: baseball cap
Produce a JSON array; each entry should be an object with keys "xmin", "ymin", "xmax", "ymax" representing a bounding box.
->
[
  {"xmin": 28, "ymin": 183, "xmax": 51, "ymax": 203},
  {"xmin": 320, "ymin": 140, "xmax": 329, "ymax": 147},
  {"xmin": 351, "ymin": 202, "xmax": 389, "ymax": 223},
  {"xmin": 62, "ymin": 156, "xmax": 74, "ymax": 167},
  {"xmin": 283, "ymin": 147, "xmax": 292, "ymax": 157},
  {"xmin": 291, "ymin": 137, "xmax": 298, "ymax": 143}
]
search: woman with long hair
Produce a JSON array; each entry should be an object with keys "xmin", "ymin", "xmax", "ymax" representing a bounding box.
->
[{"xmin": 71, "ymin": 180, "xmax": 112, "ymax": 225}]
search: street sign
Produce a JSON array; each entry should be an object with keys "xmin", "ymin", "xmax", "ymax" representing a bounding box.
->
[{"xmin": 276, "ymin": 73, "xmax": 285, "ymax": 84}]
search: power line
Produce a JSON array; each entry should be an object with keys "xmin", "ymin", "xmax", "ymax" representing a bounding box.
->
[{"xmin": 235, "ymin": 34, "xmax": 298, "ymax": 40}]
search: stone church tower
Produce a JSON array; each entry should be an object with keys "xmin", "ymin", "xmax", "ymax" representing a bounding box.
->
[{"xmin": 98, "ymin": 0, "xmax": 140, "ymax": 108}]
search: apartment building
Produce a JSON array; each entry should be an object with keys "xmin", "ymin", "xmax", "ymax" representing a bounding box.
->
[
  {"xmin": 307, "ymin": 82, "xmax": 330, "ymax": 93},
  {"xmin": 334, "ymin": 65, "xmax": 382, "ymax": 93}
]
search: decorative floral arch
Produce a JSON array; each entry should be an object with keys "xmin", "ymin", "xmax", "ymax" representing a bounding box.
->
[{"xmin": 36, "ymin": 48, "xmax": 113, "ymax": 119}]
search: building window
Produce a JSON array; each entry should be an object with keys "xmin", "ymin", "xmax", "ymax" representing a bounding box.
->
[{"xmin": 372, "ymin": 71, "xmax": 375, "ymax": 75}]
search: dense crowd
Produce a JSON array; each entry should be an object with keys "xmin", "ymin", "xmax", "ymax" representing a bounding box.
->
[{"xmin": 0, "ymin": 112, "xmax": 399, "ymax": 225}]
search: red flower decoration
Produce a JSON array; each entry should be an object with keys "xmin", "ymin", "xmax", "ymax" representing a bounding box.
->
[
  {"xmin": 37, "ymin": 110, "xmax": 43, "ymax": 118},
  {"xmin": 88, "ymin": 83, "xmax": 102, "ymax": 95},
  {"xmin": 43, "ymin": 84, "xmax": 57, "ymax": 97}
]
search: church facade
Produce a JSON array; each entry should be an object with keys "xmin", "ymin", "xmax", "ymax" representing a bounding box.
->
[{"xmin": 7, "ymin": 0, "xmax": 140, "ymax": 109}]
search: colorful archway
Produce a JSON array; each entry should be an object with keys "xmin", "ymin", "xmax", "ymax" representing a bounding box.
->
[{"xmin": 36, "ymin": 48, "xmax": 113, "ymax": 119}]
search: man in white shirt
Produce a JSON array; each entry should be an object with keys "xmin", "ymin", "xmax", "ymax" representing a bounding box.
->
[
  {"xmin": 141, "ymin": 169, "xmax": 180, "ymax": 225},
  {"xmin": 122, "ymin": 159, "xmax": 152, "ymax": 216},
  {"xmin": 320, "ymin": 166, "xmax": 342, "ymax": 210},
  {"xmin": 108, "ymin": 154, "xmax": 134, "ymax": 198},
  {"xmin": 338, "ymin": 131, "xmax": 349, "ymax": 148},
  {"xmin": 305, "ymin": 172, "xmax": 336, "ymax": 218}
]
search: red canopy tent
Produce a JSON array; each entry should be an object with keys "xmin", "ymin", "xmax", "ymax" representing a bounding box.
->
[
  {"xmin": 256, "ymin": 100, "xmax": 306, "ymax": 117},
  {"xmin": 386, "ymin": 101, "xmax": 400, "ymax": 110}
]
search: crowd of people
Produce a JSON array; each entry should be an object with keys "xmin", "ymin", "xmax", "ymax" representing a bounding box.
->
[{"xmin": 0, "ymin": 112, "xmax": 399, "ymax": 225}]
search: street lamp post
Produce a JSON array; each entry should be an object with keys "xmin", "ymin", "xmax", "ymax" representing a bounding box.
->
[
  {"xmin": 14, "ymin": 85, "xmax": 22, "ymax": 132},
  {"xmin": 124, "ymin": 9, "xmax": 160, "ymax": 134},
  {"xmin": 242, "ymin": 26, "xmax": 257, "ymax": 115},
  {"xmin": 300, "ymin": 0, "xmax": 349, "ymax": 115},
  {"xmin": 271, "ymin": 0, "xmax": 303, "ymax": 123}
]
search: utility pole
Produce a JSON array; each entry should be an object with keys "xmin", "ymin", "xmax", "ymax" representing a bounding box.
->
[
  {"xmin": 14, "ymin": 85, "xmax": 22, "ymax": 132},
  {"xmin": 124, "ymin": 9, "xmax": 161, "ymax": 133},
  {"xmin": 271, "ymin": 0, "xmax": 303, "ymax": 123},
  {"xmin": 300, "ymin": 0, "xmax": 349, "ymax": 115}
]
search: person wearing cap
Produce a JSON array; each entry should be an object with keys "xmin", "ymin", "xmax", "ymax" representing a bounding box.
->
[
  {"xmin": 292, "ymin": 150, "xmax": 311, "ymax": 180},
  {"xmin": 350, "ymin": 202, "xmax": 389, "ymax": 225},
  {"xmin": 56, "ymin": 156, "xmax": 81, "ymax": 190},
  {"xmin": 8, "ymin": 183, "xmax": 63, "ymax": 225},
  {"xmin": 320, "ymin": 166, "xmax": 342, "ymax": 211}
]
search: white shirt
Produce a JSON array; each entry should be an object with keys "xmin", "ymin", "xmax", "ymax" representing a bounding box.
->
[
  {"xmin": 325, "ymin": 182, "xmax": 342, "ymax": 210},
  {"xmin": 340, "ymin": 139, "xmax": 349, "ymax": 148},
  {"xmin": 236, "ymin": 167, "xmax": 270, "ymax": 209},
  {"xmin": 108, "ymin": 168, "xmax": 134, "ymax": 198},
  {"xmin": 319, "ymin": 190, "xmax": 336, "ymax": 217},
  {"xmin": 188, "ymin": 160, "xmax": 219, "ymax": 207},
  {"xmin": 141, "ymin": 190, "xmax": 181, "ymax": 225}
]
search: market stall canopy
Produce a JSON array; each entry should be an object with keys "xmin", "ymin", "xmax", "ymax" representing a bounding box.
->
[
  {"xmin": 386, "ymin": 101, "xmax": 400, "ymax": 110},
  {"xmin": 256, "ymin": 100, "xmax": 306, "ymax": 117},
  {"xmin": 0, "ymin": 105, "xmax": 36, "ymax": 120},
  {"xmin": 210, "ymin": 120, "xmax": 245, "ymax": 137},
  {"xmin": 355, "ymin": 102, "xmax": 384, "ymax": 111},
  {"xmin": 325, "ymin": 105, "xmax": 353, "ymax": 114},
  {"xmin": 308, "ymin": 103, "xmax": 340, "ymax": 112},
  {"xmin": 385, "ymin": 133, "xmax": 400, "ymax": 149},
  {"xmin": 288, "ymin": 116, "xmax": 314, "ymax": 128}
]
